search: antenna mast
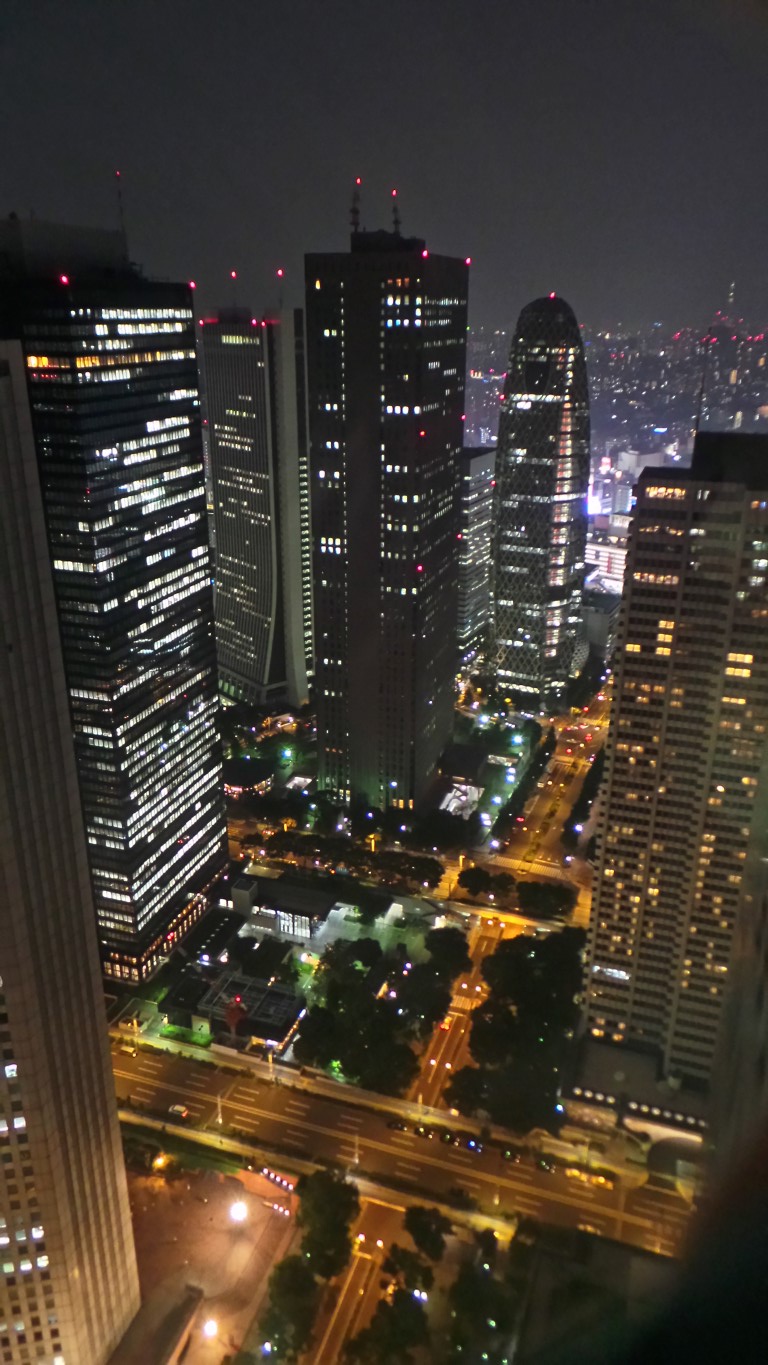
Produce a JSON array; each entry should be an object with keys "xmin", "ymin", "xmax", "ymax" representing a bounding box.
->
[
  {"xmin": 350, "ymin": 177, "xmax": 361, "ymax": 233},
  {"xmin": 114, "ymin": 170, "xmax": 128, "ymax": 257},
  {"xmin": 694, "ymin": 329, "xmax": 713, "ymax": 436},
  {"xmin": 391, "ymin": 187, "xmax": 401, "ymax": 235}
]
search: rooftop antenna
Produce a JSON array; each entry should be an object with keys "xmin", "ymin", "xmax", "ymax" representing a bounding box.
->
[
  {"xmin": 391, "ymin": 187, "xmax": 401, "ymax": 235},
  {"xmin": 114, "ymin": 170, "xmax": 128, "ymax": 257},
  {"xmin": 694, "ymin": 329, "xmax": 713, "ymax": 436},
  {"xmin": 350, "ymin": 176, "xmax": 361, "ymax": 233}
]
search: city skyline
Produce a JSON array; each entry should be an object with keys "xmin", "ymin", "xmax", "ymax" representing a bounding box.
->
[{"xmin": 3, "ymin": 1, "xmax": 768, "ymax": 331}]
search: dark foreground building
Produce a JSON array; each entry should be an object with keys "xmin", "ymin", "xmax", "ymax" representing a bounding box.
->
[
  {"xmin": 494, "ymin": 294, "xmax": 590, "ymax": 707},
  {"xmin": 305, "ymin": 226, "xmax": 469, "ymax": 808},
  {"xmin": 0, "ymin": 216, "xmax": 227, "ymax": 981},
  {"xmin": 0, "ymin": 341, "xmax": 140, "ymax": 1359}
]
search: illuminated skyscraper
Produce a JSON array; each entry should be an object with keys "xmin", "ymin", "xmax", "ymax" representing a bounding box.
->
[
  {"xmin": 0, "ymin": 343, "xmax": 140, "ymax": 1361},
  {"xmin": 494, "ymin": 295, "xmax": 589, "ymax": 706},
  {"xmin": 200, "ymin": 308, "xmax": 313, "ymax": 707},
  {"xmin": 0, "ymin": 216, "xmax": 227, "ymax": 982},
  {"xmin": 457, "ymin": 446, "xmax": 495, "ymax": 661},
  {"xmin": 586, "ymin": 433, "xmax": 768, "ymax": 1088},
  {"xmin": 305, "ymin": 227, "xmax": 468, "ymax": 808}
]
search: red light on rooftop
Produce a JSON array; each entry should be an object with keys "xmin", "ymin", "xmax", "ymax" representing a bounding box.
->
[
  {"xmin": 189, "ymin": 280, "xmax": 197, "ymax": 290},
  {"xmin": 251, "ymin": 318, "xmax": 258, "ymax": 326},
  {"xmin": 59, "ymin": 274, "xmax": 69, "ymax": 285},
  {"xmin": 549, "ymin": 291, "xmax": 556, "ymax": 299},
  {"xmin": 422, "ymin": 249, "xmax": 429, "ymax": 258},
  {"xmin": 465, "ymin": 257, "xmax": 471, "ymax": 265},
  {"xmin": 419, "ymin": 429, "xmax": 426, "ymax": 437},
  {"xmin": 355, "ymin": 176, "xmax": 362, "ymax": 186},
  {"xmin": 230, "ymin": 269, "xmax": 237, "ymax": 280},
  {"xmin": 276, "ymin": 268, "xmax": 284, "ymax": 278},
  {"xmin": 391, "ymin": 187, "xmax": 398, "ymax": 197},
  {"xmin": 416, "ymin": 564, "xmax": 424, "ymax": 572},
  {"xmin": 457, "ymin": 533, "xmax": 463, "ymax": 540},
  {"xmin": 261, "ymin": 320, "xmax": 267, "ymax": 328}
]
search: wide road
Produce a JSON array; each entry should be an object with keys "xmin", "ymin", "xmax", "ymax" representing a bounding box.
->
[
  {"xmin": 112, "ymin": 1043, "xmax": 689, "ymax": 1259},
  {"xmin": 409, "ymin": 918, "xmax": 504, "ymax": 1109},
  {"xmin": 310, "ymin": 1198, "xmax": 403, "ymax": 1364}
]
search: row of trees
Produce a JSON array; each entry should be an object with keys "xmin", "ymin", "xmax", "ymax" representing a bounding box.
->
[
  {"xmin": 260, "ymin": 827, "xmax": 444, "ymax": 889},
  {"xmin": 259, "ymin": 1168, "xmax": 360, "ymax": 1360},
  {"xmin": 445, "ymin": 927, "xmax": 587, "ymax": 1133},
  {"xmin": 456, "ymin": 867, "xmax": 577, "ymax": 921},
  {"xmin": 457, "ymin": 865, "xmax": 516, "ymax": 900},
  {"xmin": 293, "ymin": 927, "xmax": 471, "ymax": 1094}
]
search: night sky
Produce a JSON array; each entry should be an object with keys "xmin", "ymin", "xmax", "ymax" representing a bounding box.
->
[{"xmin": 2, "ymin": 0, "xmax": 767, "ymax": 331}]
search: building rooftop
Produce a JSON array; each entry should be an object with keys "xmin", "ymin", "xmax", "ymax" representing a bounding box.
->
[
  {"xmin": 197, "ymin": 970, "xmax": 301, "ymax": 1043},
  {"xmin": 690, "ymin": 430, "xmax": 768, "ymax": 489}
]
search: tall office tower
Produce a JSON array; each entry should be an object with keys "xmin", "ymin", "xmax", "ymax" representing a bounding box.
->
[
  {"xmin": 457, "ymin": 446, "xmax": 496, "ymax": 662},
  {"xmin": 305, "ymin": 228, "xmax": 469, "ymax": 808},
  {"xmin": 493, "ymin": 295, "xmax": 590, "ymax": 707},
  {"xmin": 0, "ymin": 217, "xmax": 227, "ymax": 982},
  {"xmin": 200, "ymin": 308, "xmax": 313, "ymax": 708},
  {"xmin": 0, "ymin": 346, "xmax": 140, "ymax": 1362},
  {"xmin": 585, "ymin": 433, "xmax": 768, "ymax": 1088}
]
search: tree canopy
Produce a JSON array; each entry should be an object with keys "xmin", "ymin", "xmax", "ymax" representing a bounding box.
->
[
  {"xmin": 447, "ymin": 927, "xmax": 587, "ymax": 1134},
  {"xmin": 403, "ymin": 1204, "xmax": 453, "ymax": 1262}
]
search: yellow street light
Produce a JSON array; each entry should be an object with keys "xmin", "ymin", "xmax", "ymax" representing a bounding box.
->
[{"xmin": 202, "ymin": 1319, "xmax": 218, "ymax": 1339}]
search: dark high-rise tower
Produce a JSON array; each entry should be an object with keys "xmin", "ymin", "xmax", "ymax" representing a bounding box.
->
[
  {"xmin": 305, "ymin": 228, "xmax": 469, "ymax": 808},
  {"xmin": 493, "ymin": 295, "xmax": 590, "ymax": 706},
  {"xmin": 0, "ymin": 342, "xmax": 140, "ymax": 1362},
  {"xmin": 0, "ymin": 216, "xmax": 227, "ymax": 982},
  {"xmin": 200, "ymin": 308, "xmax": 313, "ymax": 708}
]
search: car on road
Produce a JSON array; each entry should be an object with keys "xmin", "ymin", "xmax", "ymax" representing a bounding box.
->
[
  {"xmin": 387, "ymin": 1119, "xmax": 408, "ymax": 1132},
  {"xmin": 565, "ymin": 1166, "xmax": 590, "ymax": 1184},
  {"xmin": 537, "ymin": 1158, "xmax": 556, "ymax": 1174},
  {"xmin": 466, "ymin": 1137, "xmax": 483, "ymax": 1154},
  {"xmin": 501, "ymin": 1145, "xmax": 524, "ymax": 1163},
  {"xmin": 168, "ymin": 1104, "xmax": 189, "ymax": 1120},
  {"xmin": 119, "ymin": 1045, "xmax": 137, "ymax": 1057},
  {"xmin": 414, "ymin": 1125, "xmax": 435, "ymax": 1140},
  {"xmin": 439, "ymin": 1130, "xmax": 462, "ymax": 1147}
]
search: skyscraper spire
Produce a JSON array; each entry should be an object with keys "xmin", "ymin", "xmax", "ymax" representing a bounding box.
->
[
  {"xmin": 350, "ymin": 176, "xmax": 361, "ymax": 233},
  {"xmin": 391, "ymin": 187, "xmax": 401, "ymax": 235}
]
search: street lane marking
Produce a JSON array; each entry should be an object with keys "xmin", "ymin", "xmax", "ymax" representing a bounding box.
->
[{"xmin": 113, "ymin": 1063, "xmax": 689, "ymax": 1240}]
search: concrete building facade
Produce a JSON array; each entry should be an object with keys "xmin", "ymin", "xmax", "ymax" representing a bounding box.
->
[
  {"xmin": 0, "ymin": 345, "xmax": 140, "ymax": 1362},
  {"xmin": 586, "ymin": 433, "xmax": 768, "ymax": 1087}
]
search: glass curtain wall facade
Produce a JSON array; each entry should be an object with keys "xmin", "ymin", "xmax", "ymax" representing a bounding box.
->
[
  {"xmin": 0, "ymin": 221, "xmax": 227, "ymax": 981},
  {"xmin": 200, "ymin": 308, "xmax": 313, "ymax": 708},
  {"xmin": 494, "ymin": 295, "xmax": 589, "ymax": 707},
  {"xmin": 457, "ymin": 446, "xmax": 495, "ymax": 662},
  {"xmin": 305, "ymin": 231, "xmax": 468, "ymax": 808}
]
